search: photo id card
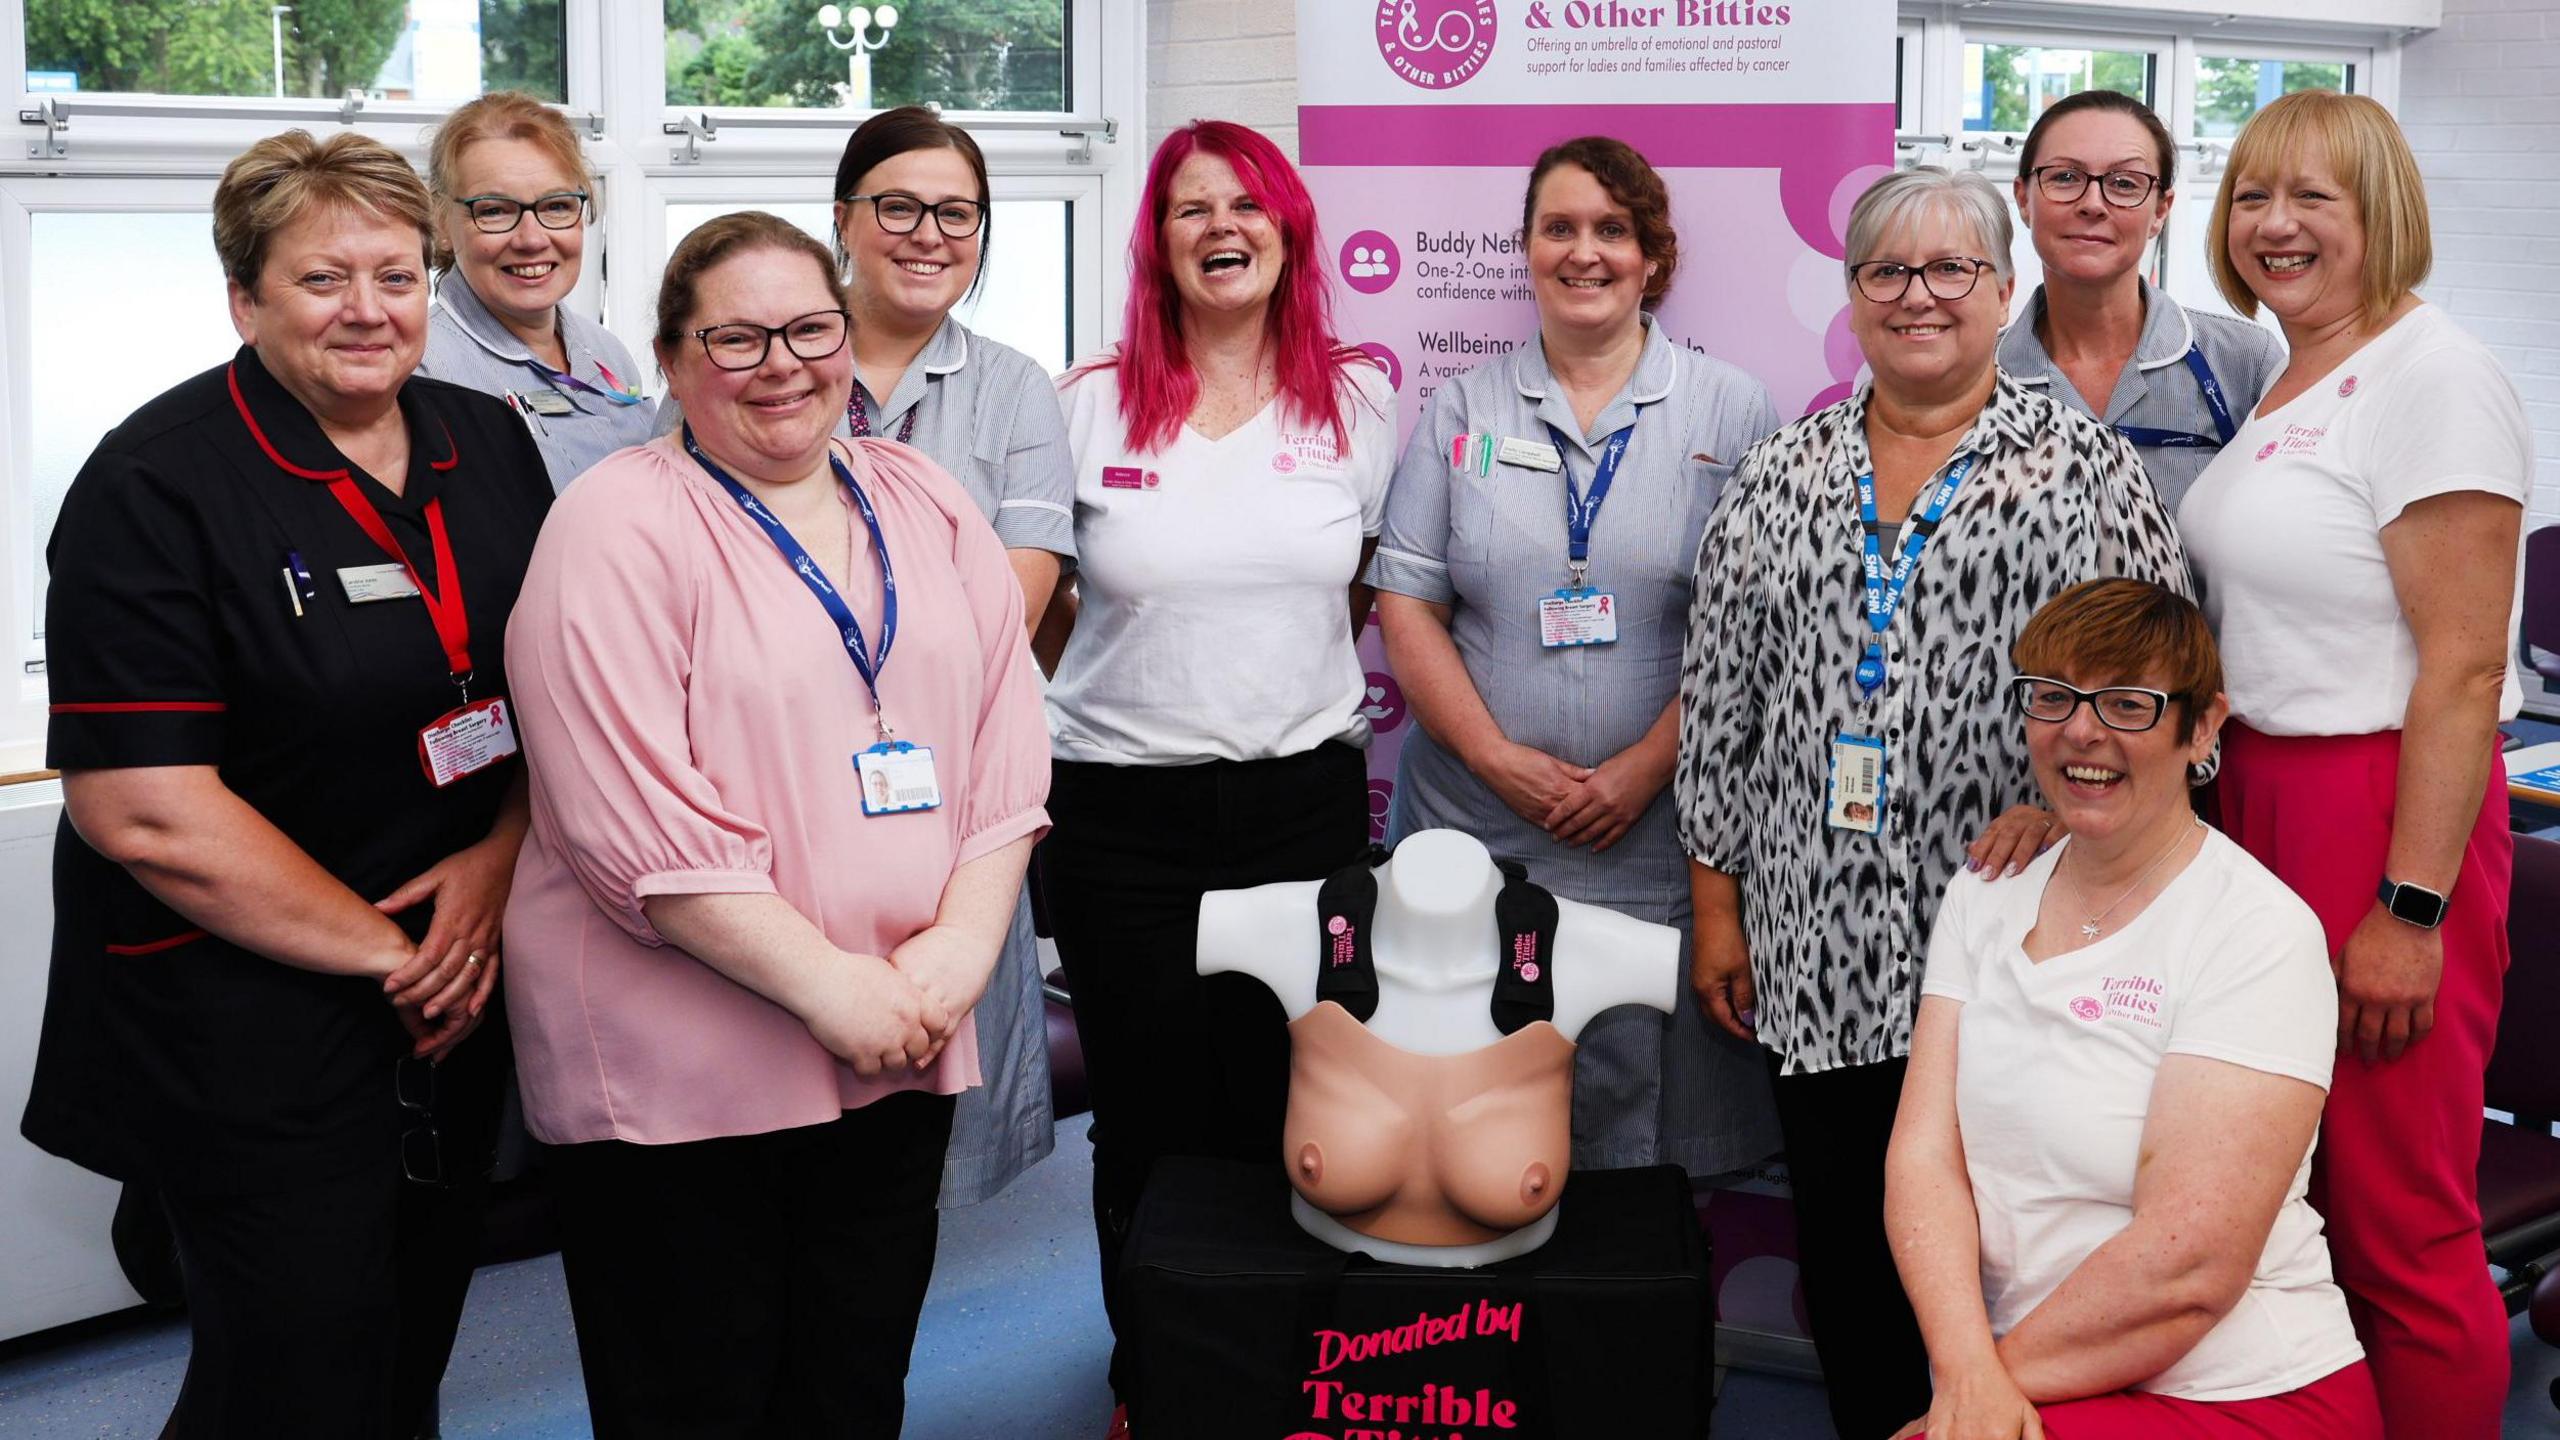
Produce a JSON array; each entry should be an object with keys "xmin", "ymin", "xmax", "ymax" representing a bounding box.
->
[
  {"xmin": 418, "ymin": 697, "xmax": 520, "ymax": 788},
  {"xmin": 1537, "ymin": 587, "xmax": 1619, "ymax": 648},
  {"xmin": 857, "ymin": 742, "xmax": 942, "ymax": 816},
  {"xmin": 1827, "ymin": 732, "xmax": 1886, "ymax": 834}
]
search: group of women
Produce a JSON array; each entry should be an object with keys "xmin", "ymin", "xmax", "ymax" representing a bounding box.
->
[{"xmin": 12, "ymin": 72, "xmax": 2527, "ymax": 1440}]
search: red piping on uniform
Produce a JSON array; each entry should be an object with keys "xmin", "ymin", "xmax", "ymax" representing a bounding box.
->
[
  {"xmin": 50, "ymin": 700, "xmax": 228, "ymax": 714},
  {"xmin": 228, "ymin": 363, "xmax": 463, "ymax": 476},
  {"xmin": 106, "ymin": 929, "xmax": 208, "ymax": 956}
]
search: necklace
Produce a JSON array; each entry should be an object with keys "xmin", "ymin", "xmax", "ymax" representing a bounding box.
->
[{"xmin": 2066, "ymin": 818, "xmax": 2203, "ymax": 940}]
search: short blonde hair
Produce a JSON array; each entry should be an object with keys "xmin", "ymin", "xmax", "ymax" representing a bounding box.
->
[
  {"xmin": 424, "ymin": 91, "xmax": 593, "ymax": 271},
  {"xmin": 2208, "ymin": 90, "xmax": 2430, "ymax": 329},
  {"xmin": 212, "ymin": 130, "xmax": 433, "ymax": 289}
]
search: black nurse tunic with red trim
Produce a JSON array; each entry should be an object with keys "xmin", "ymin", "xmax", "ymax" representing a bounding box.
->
[{"xmin": 21, "ymin": 346, "xmax": 553, "ymax": 1197}]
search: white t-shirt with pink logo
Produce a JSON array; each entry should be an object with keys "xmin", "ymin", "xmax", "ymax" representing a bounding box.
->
[
  {"xmin": 2179, "ymin": 303, "xmax": 2531, "ymax": 736},
  {"xmin": 1049, "ymin": 357, "xmax": 1394, "ymax": 765},
  {"xmin": 1920, "ymin": 828, "xmax": 2363, "ymax": 1402}
]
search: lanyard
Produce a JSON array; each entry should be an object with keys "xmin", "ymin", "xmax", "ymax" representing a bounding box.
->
[
  {"xmin": 1547, "ymin": 423, "xmax": 1632, "ymax": 588},
  {"xmin": 322, "ymin": 478, "xmax": 475, "ymax": 692},
  {"xmin": 521, "ymin": 356, "xmax": 645, "ymax": 408},
  {"xmin": 684, "ymin": 428, "xmax": 902, "ymax": 737},
  {"xmin": 848, "ymin": 385, "xmax": 919, "ymax": 444},
  {"xmin": 1853, "ymin": 451, "xmax": 1979, "ymax": 699},
  {"xmin": 2114, "ymin": 346, "xmax": 2237, "ymax": 450}
]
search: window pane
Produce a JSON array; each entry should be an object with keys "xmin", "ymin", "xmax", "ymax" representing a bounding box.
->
[
  {"xmin": 2195, "ymin": 57, "xmax": 2352, "ymax": 140},
  {"xmin": 24, "ymin": 0, "xmax": 565, "ymax": 102},
  {"xmin": 666, "ymin": 0, "xmax": 1069, "ymax": 112},
  {"xmin": 664, "ymin": 199, "xmax": 1070, "ymax": 377},
  {"xmin": 28, "ymin": 213, "xmax": 239, "ymax": 643},
  {"xmin": 1962, "ymin": 43, "xmax": 2151, "ymax": 132}
]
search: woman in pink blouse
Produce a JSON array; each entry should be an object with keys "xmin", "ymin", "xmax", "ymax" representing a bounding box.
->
[{"xmin": 501, "ymin": 211, "xmax": 1049, "ymax": 1438}]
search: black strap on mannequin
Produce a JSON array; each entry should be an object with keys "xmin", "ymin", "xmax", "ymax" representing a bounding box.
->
[{"xmin": 1313, "ymin": 847, "xmax": 1556, "ymax": 1033}]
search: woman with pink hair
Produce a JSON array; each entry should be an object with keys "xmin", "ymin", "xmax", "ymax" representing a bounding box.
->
[{"xmin": 1042, "ymin": 119, "xmax": 1392, "ymax": 1427}]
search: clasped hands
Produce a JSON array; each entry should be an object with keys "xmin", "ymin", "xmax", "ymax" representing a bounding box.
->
[
  {"xmin": 1480, "ymin": 739, "xmax": 1663, "ymax": 853},
  {"xmin": 797, "ymin": 926, "xmax": 997, "ymax": 1078}
]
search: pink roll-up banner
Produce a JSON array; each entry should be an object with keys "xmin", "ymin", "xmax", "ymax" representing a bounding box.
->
[{"xmin": 1301, "ymin": 0, "xmax": 1893, "ymax": 1368}]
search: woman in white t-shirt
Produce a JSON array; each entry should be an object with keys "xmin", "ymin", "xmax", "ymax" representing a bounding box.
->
[
  {"xmin": 1041, "ymin": 119, "xmax": 1391, "ymax": 1426},
  {"xmin": 2178, "ymin": 91, "xmax": 2529, "ymax": 1440},
  {"xmin": 1887, "ymin": 579, "xmax": 2381, "ymax": 1440}
]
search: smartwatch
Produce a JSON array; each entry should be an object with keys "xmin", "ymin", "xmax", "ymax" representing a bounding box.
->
[{"xmin": 2376, "ymin": 876, "xmax": 2450, "ymax": 930}]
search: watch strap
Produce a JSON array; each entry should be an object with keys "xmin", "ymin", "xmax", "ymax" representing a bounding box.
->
[{"xmin": 2377, "ymin": 875, "xmax": 2449, "ymax": 930}]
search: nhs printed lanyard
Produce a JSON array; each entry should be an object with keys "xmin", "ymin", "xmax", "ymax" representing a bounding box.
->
[
  {"xmin": 684, "ymin": 428, "xmax": 902, "ymax": 736},
  {"xmin": 1547, "ymin": 423, "xmax": 1632, "ymax": 588},
  {"xmin": 1853, "ymin": 451, "xmax": 1978, "ymax": 698}
]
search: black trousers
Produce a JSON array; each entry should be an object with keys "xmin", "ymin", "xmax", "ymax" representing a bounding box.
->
[
  {"xmin": 1767, "ymin": 1052, "xmax": 1934, "ymax": 1440},
  {"xmin": 157, "ymin": 1024, "xmax": 504, "ymax": 1440},
  {"xmin": 549, "ymin": 1091, "xmax": 957, "ymax": 1439},
  {"xmin": 1040, "ymin": 741, "xmax": 1372, "ymax": 1399}
]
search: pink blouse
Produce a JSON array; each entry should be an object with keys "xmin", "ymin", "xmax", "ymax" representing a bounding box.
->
[{"xmin": 502, "ymin": 434, "xmax": 1050, "ymax": 1146}]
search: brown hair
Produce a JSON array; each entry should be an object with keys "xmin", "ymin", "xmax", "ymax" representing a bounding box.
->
[
  {"xmin": 652, "ymin": 211, "xmax": 847, "ymax": 357},
  {"xmin": 832, "ymin": 104, "xmax": 992, "ymax": 296},
  {"xmin": 212, "ymin": 130, "xmax": 434, "ymax": 289},
  {"xmin": 2208, "ymin": 90, "xmax": 2431, "ymax": 330},
  {"xmin": 2012, "ymin": 579, "xmax": 2225, "ymax": 742},
  {"xmin": 2019, "ymin": 89, "xmax": 2179, "ymax": 194},
  {"xmin": 423, "ymin": 90, "xmax": 594, "ymax": 271},
  {"xmin": 1521, "ymin": 136, "xmax": 1678, "ymax": 308}
]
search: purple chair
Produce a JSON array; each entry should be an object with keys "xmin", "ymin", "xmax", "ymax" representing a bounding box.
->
[
  {"xmin": 2481, "ymin": 833, "xmax": 2560, "ymax": 1328},
  {"xmin": 2519, "ymin": 527, "xmax": 2560, "ymax": 688}
]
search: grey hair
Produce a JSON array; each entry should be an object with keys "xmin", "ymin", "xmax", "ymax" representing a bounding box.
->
[{"xmin": 1843, "ymin": 166, "xmax": 2015, "ymax": 283}]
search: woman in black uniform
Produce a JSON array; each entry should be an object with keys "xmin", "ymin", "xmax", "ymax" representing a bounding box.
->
[{"xmin": 17, "ymin": 130, "xmax": 553, "ymax": 1439}]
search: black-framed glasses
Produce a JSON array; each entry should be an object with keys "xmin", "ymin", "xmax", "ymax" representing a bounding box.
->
[
  {"xmin": 845, "ymin": 191, "xmax": 986, "ymax": 239},
  {"xmin": 1848, "ymin": 256, "xmax": 1998, "ymax": 304},
  {"xmin": 395, "ymin": 1056, "xmax": 444, "ymax": 1187},
  {"xmin": 2026, "ymin": 165, "xmax": 2163, "ymax": 209},
  {"xmin": 454, "ymin": 190, "xmax": 591, "ymax": 234},
  {"xmin": 2009, "ymin": 675, "xmax": 2175, "ymax": 733},
  {"xmin": 690, "ymin": 309, "xmax": 852, "ymax": 371}
]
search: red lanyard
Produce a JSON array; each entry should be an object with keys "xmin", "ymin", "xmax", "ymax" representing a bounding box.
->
[{"xmin": 323, "ymin": 478, "xmax": 474, "ymax": 687}]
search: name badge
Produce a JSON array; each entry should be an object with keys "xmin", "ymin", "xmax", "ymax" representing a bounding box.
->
[
  {"xmin": 1101, "ymin": 466, "xmax": 1159, "ymax": 491},
  {"xmin": 418, "ymin": 697, "xmax": 519, "ymax": 788},
  {"xmin": 1537, "ymin": 587, "xmax": 1618, "ymax": 648},
  {"xmin": 1827, "ymin": 732, "xmax": 1886, "ymax": 834},
  {"xmin": 338, "ymin": 563, "xmax": 421, "ymax": 604},
  {"xmin": 522, "ymin": 389, "xmax": 575, "ymax": 416},
  {"xmin": 1498, "ymin": 436, "xmax": 1563, "ymax": 472},
  {"xmin": 857, "ymin": 741, "xmax": 942, "ymax": 816}
]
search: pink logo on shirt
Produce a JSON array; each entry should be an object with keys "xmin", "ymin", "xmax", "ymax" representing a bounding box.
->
[
  {"xmin": 1273, "ymin": 451, "xmax": 1300, "ymax": 474},
  {"xmin": 2338, "ymin": 375, "xmax": 2359, "ymax": 398},
  {"xmin": 1327, "ymin": 915, "xmax": 1348, "ymax": 936},
  {"xmin": 2068, "ymin": 996, "xmax": 2103, "ymax": 1021},
  {"xmin": 2099, "ymin": 975, "xmax": 2166, "ymax": 1027},
  {"xmin": 2255, "ymin": 441, "xmax": 2280, "ymax": 462},
  {"xmin": 1102, "ymin": 466, "xmax": 1160, "ymax": 490},
  {"xmin": 1329, "ymin": 919, "xmax": 1357, "ymax": 967}
]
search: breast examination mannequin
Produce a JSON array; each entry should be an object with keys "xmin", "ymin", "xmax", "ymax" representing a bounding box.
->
[{"xmin": 1198, "ymin": 830, "xmax": 1678, "ymax": 1268}]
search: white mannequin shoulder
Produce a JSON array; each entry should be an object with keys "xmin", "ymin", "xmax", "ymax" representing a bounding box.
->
[{"xmin": 1197, "ymin": 830, "xmax": 1679, "ymax": 1054}]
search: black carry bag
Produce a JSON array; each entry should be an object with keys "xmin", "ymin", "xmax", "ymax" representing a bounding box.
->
[{"xmin": 1121, "ymin": 1156, "xmax": 1713, "ymax": 1438}]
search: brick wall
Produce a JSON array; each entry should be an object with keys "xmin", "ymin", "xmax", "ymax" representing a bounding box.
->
[
  {"xmin": 1146, "ymin": 0, "xmax": 1302, "ymax": 157},
  {"xmin": 2400, "ymin": 1, "xmax": 2560, "ymax": 525}
]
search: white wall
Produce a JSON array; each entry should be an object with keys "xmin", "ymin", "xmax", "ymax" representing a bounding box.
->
[
  {"xmin": 2400, "ymin": 1, "xmax": 2560, "ymax": 528},
  {"xmin": 1146, "ymin": 0, "xmax": 1300, "ymax": 157}
]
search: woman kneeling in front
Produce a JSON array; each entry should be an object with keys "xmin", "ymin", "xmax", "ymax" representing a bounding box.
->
[{"xmin": 1885, "ymin": 579, "xmax": 2380, "ymax": 1440}]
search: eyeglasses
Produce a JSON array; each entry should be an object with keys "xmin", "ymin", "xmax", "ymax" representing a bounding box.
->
[
  {"xmin": 396, "ymin": 1056, "xmax": 444, "ymax": 1187},
  {"xmin": 2009, "ymin": 675, "xmax": 2176, "ymax": 733},
  {"xmin": 690, "ymin": 309, "xmax": 852, "ymax": 371},
  {"xmin": 454, "ymin": 190, "xmax": 591, "ymax": 234},
  {"xmin": 2026, "ymin": 165, "xmax": 2163, "ymax": 209},
  {"xmin": 1848, "ymin": 256, "xmax": 1998, "ymax": 305},
  {"xmin": 845, "ymin": 191, "xmax": 985, "ymax": 239}
]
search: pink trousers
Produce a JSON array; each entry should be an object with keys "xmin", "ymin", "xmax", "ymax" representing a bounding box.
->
[
  {"xmin": 1929, "ymin": 1361, "xmax": 2380, "ymax": 1439},
  {"xmin": 2219, "ymin": 723, "xmax": 2512, "ymax": 1440}
]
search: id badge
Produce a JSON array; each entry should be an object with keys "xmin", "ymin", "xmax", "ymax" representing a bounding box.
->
[
  {"xmin": 523, "ymin": 389, "xmax": 575, "ymax": 416},
  {"xmin": 339, "ymin": 563, "xmax": 421, "ymax": 604},
  {"xmin": 1537, "ymin": 587, "xmax": 1619, "ymax": 648},
  {"xmin": 1827, "ymin": 732, "xmax": 1886, "ymax": 834},
  {"xmin": 857, "ymin": 741, "xmax": 942, "ymax": 816},
  {"xmin": 1497, "ymin": 435, "xmax": 1563, "ymax": 472},
  {"xmin": 418, "ymin": 697, "xmax": 520, "ymax": 788}
]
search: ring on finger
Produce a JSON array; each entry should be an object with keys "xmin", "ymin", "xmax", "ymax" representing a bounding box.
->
[{"xmin": 463, "ymin": 952, "xmax": 482, "ymax": 968}]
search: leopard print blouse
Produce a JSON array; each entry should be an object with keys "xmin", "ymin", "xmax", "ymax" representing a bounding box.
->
[{"xmin": 1676, "ymin": 372, "xmax": 2189, "ymax": 1075}]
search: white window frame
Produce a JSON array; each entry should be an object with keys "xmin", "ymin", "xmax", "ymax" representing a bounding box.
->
[{"xmin": 0, "ymin": 0, "xmax": 1139, "ymax": 769}]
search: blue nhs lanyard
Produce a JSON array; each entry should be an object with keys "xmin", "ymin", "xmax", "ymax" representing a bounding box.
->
[
  {"xmin": 1546, "ymin": 423, "xmax": 1632, "ymax": 588},
  {"xmin": 1853, "ymin": 451, "xmax": 1979, "ymax": 698},
  {"xmin": 684, "ymin": 428, "xmax": 902, "ymax": 737},
  {"xmin": 2113, "ymin": 346, "xmax": 2237, "ymax": 450}
]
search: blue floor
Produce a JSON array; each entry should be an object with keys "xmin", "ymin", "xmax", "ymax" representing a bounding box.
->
[{"xmin": 5, "ymin": 1116, "xmax": 2559, "ymax": 1437}]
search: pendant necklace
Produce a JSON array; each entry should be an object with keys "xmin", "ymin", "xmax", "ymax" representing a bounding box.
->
[{"xmin": 2068, "ymin": 818, "xmax": 2203, "ymax": 940}]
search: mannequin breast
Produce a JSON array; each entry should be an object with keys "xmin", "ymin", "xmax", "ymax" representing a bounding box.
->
[{"xmin": 1282, "ymin": 1001, "xmax": 1576, "ymax": 1247}]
